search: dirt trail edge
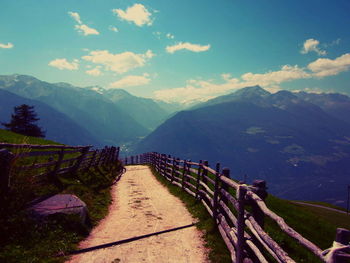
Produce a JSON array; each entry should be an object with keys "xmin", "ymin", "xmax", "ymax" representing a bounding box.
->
[{"xmin": 67, "ymin": 165, "xmax": 208, "ymax": 263}]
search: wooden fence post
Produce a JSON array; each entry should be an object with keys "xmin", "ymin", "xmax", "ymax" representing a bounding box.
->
[
  {"xmin": 202, "ymin": 160, "xmax": 208, "ymax": 184},
  {"xmin": 334, "ymin": 228, "xmax": 350, "ymax": 263},
  {"xmin": 71, "ymin": 146, "xmax": 90, "ymax": 175},
  {"xmin": 181, "ymin": 160, "xmax": 187, "ymax": 189},
  {"xmin": 236, "ymin": 185, "xmax": 247, "ymax": 263},
  {"xmin": 251, "ymin": 180, "xmax": 268, "ymax": 228},
  {"xmin": 109, "ymin": 146, "xmax": 116, "ymax": 164},
  {"xmin": 50, "ymin": 148, "xmax": 65, "ymax": 188},
  {"xmin": 131, "ymin": 156, "xmax": 134, "ymax": 165},
  {"xmin": 195, "ymin": 160, "xmax": 202, "ymax": 200},
  {"xmin": 86, "ymin": 150, "xmax": 97, "ymax": 171},
  {"xmin": 96, "ymin": 149, "xmax": 104, "ymax": 167},
  {"xmin": 213, "ymin": 162, "xmax": 221, "ymax": 219},
  {"xmin": 115, "ymin": 147, "xmax": 120, "ymax": 162},
  {"xmin": 0, "ymin": 149, "xmax": 15, "ymax": 193},
  {"xmin": 221, "ymin": 168, "xmax": 231, "ymax": 205},
  {"xmin": 171, "ymin": 157, "xmax": 176, "ymax": 182},
  {"xmin": 186, "ymin": 159, "xmax": 191, "ymax": 188},
  {"xmin": 162, "ymin": 154, "xmax": 166, "ymax": 177}
]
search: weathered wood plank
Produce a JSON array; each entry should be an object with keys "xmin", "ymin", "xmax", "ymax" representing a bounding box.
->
[
  {"xmin": 184, "ymin": 181, "xmax": 197, "ymax": 191},
  {"xmin": 0, "ymin": 143, "xmax": 89, "ymax": 150},
  {"xmin": 219, "ymin": 200, "xmax": 238, "ymax": 227},
  {"xmin": 201, "ymin": 198, "xmax": 213, "ymax": 217},
  {"xmin": 245, "ymin": 215, "xmax": 288, "ymax": 263},
  {"xmin": 19, "ymin": 160, "xmax": 57, "ymax": 170},
  {"xmin": 198, "ymin": 190, "xmax": 214, "ymax": 207},
  {"xmin": 246, "ymin": 191, "xmax": 324, "ymax": 260},
  {"xmin": 199, "ymin": 181, "xmax": 214, "ymax": 196},
  {"xmin": 184, "ymin": 173, "xmax": 197, "ymax": 182},
  {"xmin": 202, "ymin": 175, "xmax": 215, "ymax": 185},
  {"xmin": 184, "ymin": 187, "xmax": 196, "ymax": 197},
  {"xmin": 220, "ymin": 188, "xmax": 239, "ymax": 211},
  {"xmin": 217, "ymin": 221, "xmax": 236, "ymax": 263},
  {"xmin": 202, "ymin": 165, "xmax": 217, "ymax": 175},
  {"xmin": 220, "ymin": 176, "xmax": 239, "ymax": 190}
]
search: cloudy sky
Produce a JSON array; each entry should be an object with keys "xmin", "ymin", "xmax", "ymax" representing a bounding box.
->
[{"xmin": 1, "ymin": 0, "xmax": 350, "ymax": 104}]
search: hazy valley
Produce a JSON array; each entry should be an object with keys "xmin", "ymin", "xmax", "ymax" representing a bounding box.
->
[{"xmin": 1, "ymin": 74, "xmax": 350, "ymax": 207}]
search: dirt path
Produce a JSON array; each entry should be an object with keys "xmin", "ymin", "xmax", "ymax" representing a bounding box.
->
[
  {"xmin": 292, "ymin": 201, "xmax": 348, "ymax": 215},
  {"xmin": 67, "ymin": 165, "xmax": 208, "ymax": 263}
]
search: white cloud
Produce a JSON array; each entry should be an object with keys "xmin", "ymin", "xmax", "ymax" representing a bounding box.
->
[
  {"xmin": 109, "ymin": 26, "xmax": 119, "ymax": 32},
  {"xmin": 0, "ymin": 42, "xmax": 14, "ymax": 49},
  {"xmin": 48, "ymin": 58, "xmax": 79, "ymax": 70},
  {"xmin": 109, "ymin": 74, "xmax": 151, "ymax": 89},
  {"xmin": 68, "ymin": 11, "xmax": 99, "ymax": 36},
  {"xmin": 75, "ymin": 24, "xmax": 99, "ymax": 36},
  {"xmin": 166, "ymin": 42, "xmax": 211, "ymax": 54},
  {"xmin": 112, "ymin": 4, "xmax": 153, "ymax": 27},
  {"xmin": 301, "ymin": 38, "xmax": 326, "ymax": 56},
  {"xmin": 82, "ymin": 49, "xmax": 154, "ymax": 74},
  {"xmin": 166, "ymin": 33, "xmax": 175, "ymax": 39},
  {"xmin": 241, "ymin": 65, "xmax": 310, "ymax": 85},
  {"xmin": 155, "ymin": 65, "xmax": 310, "ymax": 104},
  {"xmin": 307, "ymin": 53, "xmax": 350, "ymax": 77},
  {"xmin": 68, "ymin": 11, "xmax": 82, "ymax": 24},
  {"xmin": 86, "ymin": 67, "xmax": 102, "ymax": 76}
]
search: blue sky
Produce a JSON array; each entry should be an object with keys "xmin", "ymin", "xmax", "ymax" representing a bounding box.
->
[{"xmin": 1, "ymin": 0, "xmax": 350, "ymax": 104}]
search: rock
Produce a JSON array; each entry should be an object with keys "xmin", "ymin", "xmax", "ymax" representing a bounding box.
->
[{"xmin": 29, "ymin": 194, "xmax": 89, "ymax": 225}]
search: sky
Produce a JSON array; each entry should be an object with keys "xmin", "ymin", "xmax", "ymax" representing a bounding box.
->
[{"xmin": 1, "ymin": 0, "xmax": 350, "ymax": 104}]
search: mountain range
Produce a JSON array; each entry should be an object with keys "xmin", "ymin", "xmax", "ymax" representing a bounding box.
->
[
  {"xmin": 0, "ymin": 74, "xmax": 177, "ymax": 147},
  {"xmin": 136, "ymin": 86, "xmax": 350, "ymax": 206},
  {"xmin": 1, "ymin": 74, "xmax": 350, "ymax": 206}
]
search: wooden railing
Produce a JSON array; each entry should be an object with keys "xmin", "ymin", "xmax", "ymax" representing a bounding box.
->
[
  {"xmin": 126, "ymin": 152, "xmax": 350, "ymax": 263},
  {"xmin": 0, "ymin": 143, "xmax": 120, "ymax": 193}
]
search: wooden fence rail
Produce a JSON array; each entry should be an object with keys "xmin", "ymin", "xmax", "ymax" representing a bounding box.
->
[
  {"xmin": 126, "ymin": 152, "xmax": 350, "ymax": 263},
  {"xmin": 0, "ymin": 143, "xmax": 120, "ymax": 192}
]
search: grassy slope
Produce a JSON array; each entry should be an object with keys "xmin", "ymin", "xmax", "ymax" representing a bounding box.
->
[
  {"xmin": 0, "ymin": 129, "xmax": 61, "ymax": 145},
  {"xmin": 0, "ymin": 129, "xmax": 121, "ymax": 263},
  {"xmin": 265, "ymin": 195, "xmax": 350, "ymax": 262},
  {"xmin": 148, "ymin": 164, "xmax": 349, "ymax": 262}
]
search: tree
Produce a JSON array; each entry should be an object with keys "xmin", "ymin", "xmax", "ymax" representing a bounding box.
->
[{"xmin": 2, "ymin": 104, "xmax": 45, "ymax": 138}]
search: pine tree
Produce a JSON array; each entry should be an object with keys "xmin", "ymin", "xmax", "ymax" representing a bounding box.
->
[{"xmin": 2, "ymin": 104, "xmax": 45, "ymax": 138}]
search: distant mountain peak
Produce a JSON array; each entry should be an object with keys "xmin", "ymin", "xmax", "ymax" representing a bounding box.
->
[{"xmin": 234, "ymin": 85, "xmax": 270, "ymax": 97}]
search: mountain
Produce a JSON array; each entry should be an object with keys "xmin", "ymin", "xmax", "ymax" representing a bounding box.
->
[
  {"xmin": 102, "ymin": 89, "xmax": 170, "ymax": 131},
  {"xmin": 295, "ymin": 91, "xmax": 350, "ymax": 124},
  {"xmin": 0, "ymin": 89, "xmax": 101, "ymax": 146},
  {"xmin": 136, "ymin": 86, "xmax": 350, "ymax": 207},
  {"xmin": 191, "ymin": 85, "xmax": 271, "ymax": 109},
  {"xmin": 0, "ymin": 74, "xmax": 148, "ymax": 146}
]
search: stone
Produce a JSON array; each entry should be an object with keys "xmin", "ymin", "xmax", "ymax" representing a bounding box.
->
[{"xmin": 29, "ymin": 194, "xmax": 89, "ymax": 225}]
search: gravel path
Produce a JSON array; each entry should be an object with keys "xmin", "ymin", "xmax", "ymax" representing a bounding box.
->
[
  {"xmin": 67, "ymin": 165, "xmax": 208, "ymax": 263},
  {"xmin": 292, "ymin": 201, "xmax": 348, "ymax": 215}
]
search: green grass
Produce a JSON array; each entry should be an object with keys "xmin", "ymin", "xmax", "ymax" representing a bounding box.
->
[
  {"xmin": 154, "ymin": 163, "xmax": 350, "ymax": 262},
  {"xmin": 147, "ymin": 165, "xmax": 232, "ymax": 263},
  {"xmin": 0, "ymin": 129, "xmax": 61, "ymax": 145},
  {"xmin": 0, "ymin": 129, "xmax": 122, "ymax": 263}
]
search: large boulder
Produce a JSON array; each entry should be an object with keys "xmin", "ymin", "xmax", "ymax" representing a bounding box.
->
[{"xmin": 29, "ymin": 194, "xmax": 89, "ymax": 225}]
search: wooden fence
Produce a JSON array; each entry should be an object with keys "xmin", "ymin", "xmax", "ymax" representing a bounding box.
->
[
  {"xmin": 0, "ymin": 143, "xmax": 120, "ymax": 193},
  {"xmin": 126, "ymin": 152, "xmax": 350, "ymax": 263}
]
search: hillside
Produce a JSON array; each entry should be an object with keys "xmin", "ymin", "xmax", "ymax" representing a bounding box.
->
[
  {"xmin": 0, "ymin": 128, "xmax": 62, "ymax": 145},
  {"xmin": 0, "ymin": 89, "xmax": 101, "ymax": 146},
  {"xmin": 136, "ymin": 86, "xmax": 350, "ymax": 207},
  {"xmin": 0, "ymin": 74, "xmax": 148, "ymax": 146},
  {"xmin": 102, "ymin": 89, "xmax": 170, "ymax": 131},
  {"xmin": 0, "ymin": 130, "xmax": 122, "ymax": 263}
]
